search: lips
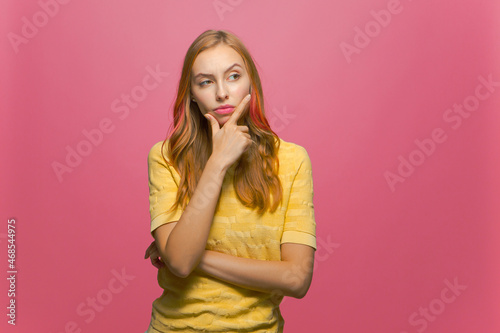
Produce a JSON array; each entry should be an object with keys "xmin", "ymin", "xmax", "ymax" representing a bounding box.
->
[
  {"xmin": 214, "ymin": 104, "xmax": 234, "ymax": 111},
  {"xmin": 214, "ymin": 107, "xmax": 234, "ymax": 115}
]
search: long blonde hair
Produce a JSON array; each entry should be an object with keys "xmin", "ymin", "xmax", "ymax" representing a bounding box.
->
[{"xmin": 162, "ymin": 29, "xmax": 282, "ymax": 215}]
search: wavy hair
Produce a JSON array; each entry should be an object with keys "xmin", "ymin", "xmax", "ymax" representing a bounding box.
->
[{"xmin": 161, "ymin": 29, "xmax": 282, "ymax": 215}]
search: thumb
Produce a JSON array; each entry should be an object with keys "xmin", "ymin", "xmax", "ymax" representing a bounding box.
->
[{"xmin": 204, "ymin": 113, "xmax": 220, "ymax": 135}]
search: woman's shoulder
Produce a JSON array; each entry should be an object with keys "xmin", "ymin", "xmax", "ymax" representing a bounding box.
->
[
  {"xmin": 277, "ymin": 137, "xmax": 311, "ymax": 163},
  {"xmin": 147, "ymin": 139, "xmax": 172, "ymax": 165}
]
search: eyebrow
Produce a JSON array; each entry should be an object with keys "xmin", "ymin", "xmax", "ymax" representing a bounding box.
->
[{"xmin": 193, "ymin": 63, "xmax": 242, "ymax": 80}]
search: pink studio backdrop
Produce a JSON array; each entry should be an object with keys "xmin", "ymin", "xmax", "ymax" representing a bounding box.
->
[{"xmin": 1, "ymin": 1, "xmax": 499, "ymax": 332}]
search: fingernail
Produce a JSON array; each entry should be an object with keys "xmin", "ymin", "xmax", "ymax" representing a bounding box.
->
[{"xmin": 245, "ymin": 94, "xmax": 251, "ymax": 101}]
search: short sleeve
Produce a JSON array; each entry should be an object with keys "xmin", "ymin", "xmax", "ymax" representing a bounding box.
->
[
  {"xmin": 147, "ymin": 141, "xmax": 184, "ymax": 236},
  {"xmin": 281, "ymin": 145, "xmax": 317, "ymax": 250}
]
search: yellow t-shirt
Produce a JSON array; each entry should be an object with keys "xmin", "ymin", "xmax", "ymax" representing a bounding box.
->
[{"xmin": 146, "ymin": 137, "xmax": 316, "ymax": 333}]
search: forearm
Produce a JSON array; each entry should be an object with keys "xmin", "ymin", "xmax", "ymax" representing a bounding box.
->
[
  {"xmin": 195, "ymin": 250, "xmax": 303, "ymax": 299},
  {"xmin": 165, "ymin": 157, "xmax": 226, "ymax": 277}
]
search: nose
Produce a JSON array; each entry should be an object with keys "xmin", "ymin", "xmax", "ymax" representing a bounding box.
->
[{"xmin": 216, "ymin": 82, "xmax": 229, "ymax": 101}]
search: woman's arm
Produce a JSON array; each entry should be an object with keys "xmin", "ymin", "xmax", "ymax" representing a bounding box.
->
[
  {"xmin": 154, "ymin": 96, "xmax": 252, "ymax": 278},
  {"xmin": 154, "ymin": 157, "xmax": 226, "ymax": 278},
  {"xmin": 190, "ymin": 145, "xmax": 317, "ymax": 299},
  {"xmin": 194, "ymin": 243, "xmax": 315, "ymax": 299},
  {"xmin": 145, "ymin": 241, "xmax": 315, "ymax": 298}
]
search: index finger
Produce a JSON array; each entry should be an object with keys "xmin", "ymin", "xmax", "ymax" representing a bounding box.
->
[{"xmin": 226, "ymin": 94, "xmax": 251, "ymax": 126}]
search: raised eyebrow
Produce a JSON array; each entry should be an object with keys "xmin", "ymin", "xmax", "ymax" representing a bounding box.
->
[{"xmin": 194, "ymin": 63, "xmax": 242, "ymax": 80}]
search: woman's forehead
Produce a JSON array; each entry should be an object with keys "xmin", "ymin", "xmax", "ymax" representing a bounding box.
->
[{"xmin": 192, "ymin": 45, "xmax": 244, "ymax": 75}]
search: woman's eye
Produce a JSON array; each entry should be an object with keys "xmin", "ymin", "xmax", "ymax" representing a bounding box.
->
[{"xmin": 199, "ymin": 74, "xmax": 240, "ymax": 87}]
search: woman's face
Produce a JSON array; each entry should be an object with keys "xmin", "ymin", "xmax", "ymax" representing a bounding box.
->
[{"xmin": 190, "ymin": 44, "xmax": 251, "ymax": 127}]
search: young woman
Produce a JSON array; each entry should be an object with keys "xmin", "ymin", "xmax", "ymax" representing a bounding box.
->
[{"xmin": 144, "ymin": 29, "xmax": 317, "ymax": 333}]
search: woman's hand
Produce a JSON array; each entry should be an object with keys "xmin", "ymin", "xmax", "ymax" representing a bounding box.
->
[
  {"xmin": 144, "ymin": 240, "xmax": 165, "ymax": 269},
  {"xmin": 204, "ymin": 94, "xmax": 253, "ymax": 170}
]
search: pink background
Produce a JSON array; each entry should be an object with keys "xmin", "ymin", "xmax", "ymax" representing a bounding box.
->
[{"xmin": 2, "ymin": 1, "xmax": 500, "ymax": 332}]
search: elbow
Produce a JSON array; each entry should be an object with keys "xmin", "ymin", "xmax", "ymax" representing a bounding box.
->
[
  {"xmin": 281, "ymin": 266, "xmax": 313, "ymax": 299},
  {"xmin": 294, "ymin": 286, "xmax": 308, "ymax": 299},
  {"xmin": 293, "ymin": 278, "xmax": 313, "ymax": 299},
  {"xmin": 160, "ymin": 237, "xmax": 204, "ymax": 278},
  {"xmin": 165, "ymin": 260, "xmax": 189, "ymax": 278},
  {"xmin": 169, "ymin": 264, "xmax": 189, "ymax": 278},
  {"xmin": 293, "ymin": 285, "xmax": 308, "ymax": 299},
  {"xmin": 174, "ymin": 265, "xmax": 192, "ymax": 279},
  {"xmin": 163, "ymin": 254, "xmax": 195, "ymax": 278}
]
